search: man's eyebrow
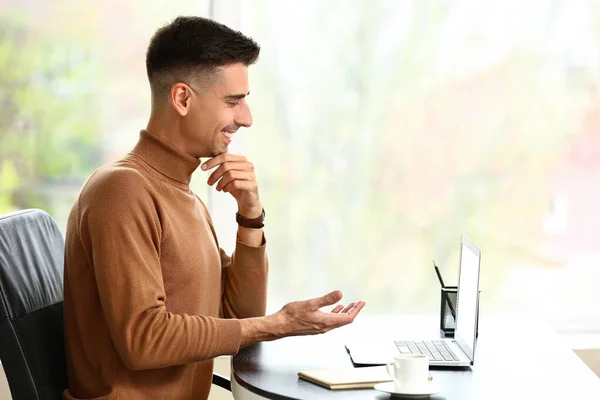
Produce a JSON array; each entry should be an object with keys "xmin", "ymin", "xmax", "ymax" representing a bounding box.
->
[{"xmin": 223, "ymin": 91, "xmax": 250, "ymax": 100}]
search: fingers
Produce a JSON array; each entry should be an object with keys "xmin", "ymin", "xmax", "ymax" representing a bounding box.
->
[
  {"xmin": 340, "ymin": 302, "xmax": 356, "ymax": 313},
  {"xmin": 201, "ymin": 153, "xmax": 247, "ymax": 171},
  {"xmin": 330, "ymin": 302, "xmax": 355, "ymax": 315},
  {"xmin": 346, "ymin": 301, "xmax": 366, "ymax": 318},
  {"xmin": 323, "ymin": 300, "xmax": 366, "ymax": 330},
  {"xmin": 213, "ymin": 170, "xmax": 256, "ymax": 191},
  {"xmin": 207, "ymin": 161, "xmax": 255, "ymax": 185},
  {"xmin": 308, "ymin": 290, "xmax": 343, "ymax": 309},
  {"xmin": 331, "ymin": 305, "xmax": 344, "ymax": 313},
  {"xmin": 201, "ymin": 154, "xmax": 261, "ymax": 212}
]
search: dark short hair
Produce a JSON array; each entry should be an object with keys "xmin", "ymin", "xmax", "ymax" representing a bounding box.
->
[{"xmin": 146, "ymin": 16, "xmax": 260, "ymax": 97}]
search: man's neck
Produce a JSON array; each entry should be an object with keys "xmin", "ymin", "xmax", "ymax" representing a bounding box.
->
[{"xmin": 146, "ymin": 110, "xmax": 190, "ymax": 157}]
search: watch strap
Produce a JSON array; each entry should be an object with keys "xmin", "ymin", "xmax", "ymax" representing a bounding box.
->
[{"xmin": 236, "ymin": 208, "xmax": 265, "ymax": 229}]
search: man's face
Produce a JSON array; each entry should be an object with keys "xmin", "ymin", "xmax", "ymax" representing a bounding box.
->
[{"xmin": 182, "ymin": 63, "xmax": 252, "ymax": 158}]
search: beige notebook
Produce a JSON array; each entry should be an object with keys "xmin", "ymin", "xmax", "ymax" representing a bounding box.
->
[{"xmin": 297, "ymin": 365, "xmax": 391, "ymax": 390}]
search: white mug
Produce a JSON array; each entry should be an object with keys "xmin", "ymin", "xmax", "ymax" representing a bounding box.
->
[{"xmin": 386, "ymin": 354, "xmax": 429, "ymax": 392}]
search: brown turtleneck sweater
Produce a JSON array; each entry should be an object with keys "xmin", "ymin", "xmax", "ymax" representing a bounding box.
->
[{"xmin": 63, "ymin": 130, "xmax": 268, "ymax": 400}]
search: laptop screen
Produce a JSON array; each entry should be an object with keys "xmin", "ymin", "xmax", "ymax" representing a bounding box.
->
[{"xmin": 454, "ymin": 234, "xmax": 481, "ymax": 363}]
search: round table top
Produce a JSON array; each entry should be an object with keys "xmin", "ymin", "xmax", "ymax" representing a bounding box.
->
[{"xmin": 232, "ymin": 315, "xmax": 600, "ymax": 400}]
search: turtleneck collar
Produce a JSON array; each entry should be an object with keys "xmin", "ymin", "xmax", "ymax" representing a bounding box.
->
[{"xmin": 129, "ymin": 130, "xmax": 201, "ymax": 185}]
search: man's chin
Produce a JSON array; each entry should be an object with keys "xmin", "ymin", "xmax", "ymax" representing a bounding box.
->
[{"xmin": 211, "ymin": 147, "xmax": 229, "ymax": 157}]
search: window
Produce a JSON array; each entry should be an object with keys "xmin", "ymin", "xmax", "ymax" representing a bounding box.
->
[
  {"xmin": 233, "ymin": 0, "xmax": 600, "ymax": 337},
  {"xmin": 2, "ymin": 0, "xmax": 599, "ymax": 341}
]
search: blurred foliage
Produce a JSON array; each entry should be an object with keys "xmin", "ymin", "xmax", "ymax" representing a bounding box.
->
[{"xmin": 0, "ymin": 14, "xmax": 101, "ymax": 215}]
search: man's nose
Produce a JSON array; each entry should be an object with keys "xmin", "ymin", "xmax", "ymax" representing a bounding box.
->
[{"xmin": 235, "ymin": 101, "xmax": 252, "ymax": 128}]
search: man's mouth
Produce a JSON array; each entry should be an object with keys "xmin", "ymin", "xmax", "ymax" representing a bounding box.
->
[{"xmin": 221, "ymin": 130, "xmax": 235, "ymax": 140}]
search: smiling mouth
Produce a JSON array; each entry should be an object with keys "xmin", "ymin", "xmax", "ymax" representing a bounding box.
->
[{"xmin": 221, "ymin": 130, "xmax": 235, "ymax": 139}]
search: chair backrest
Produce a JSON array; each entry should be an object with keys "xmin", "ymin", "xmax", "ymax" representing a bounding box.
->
[{"xmin": 0, "ymin": 209, "xmax": 67, "ymax": 400}]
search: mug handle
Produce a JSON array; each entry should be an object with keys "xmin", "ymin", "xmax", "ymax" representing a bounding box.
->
[
  {"xmin": 386, "ymin": 361, "xmax": 394, "ymax": 378},
  {"xmin": 386, "ymin": 361, "xmax": 399, "ymax": 385}
]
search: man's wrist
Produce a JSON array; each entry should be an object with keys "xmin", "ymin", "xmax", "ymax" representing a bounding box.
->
[
  {"xmin": 236, "ymin": 208, "xmax": 265, "ymax": 229},
  {"xmin": 239, "ymin": 314, "xmax": 284, "ymax": 347},
  {"xmin": 237, "ymin": 205, "xmax": 263, "ymax": 219}
]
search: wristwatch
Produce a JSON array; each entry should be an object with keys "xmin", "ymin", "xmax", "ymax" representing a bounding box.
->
[{"xmin": 236, "ymin": 208, "xmax": 265, "ymax": 229}]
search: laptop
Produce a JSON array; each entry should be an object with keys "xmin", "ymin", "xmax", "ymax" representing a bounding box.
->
[{"xmin": 345, "ymin": 234, "xmax": 481, "ymax": 367}]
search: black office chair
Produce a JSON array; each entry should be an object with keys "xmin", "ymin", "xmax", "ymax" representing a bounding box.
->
[
  {"xmin": 0, "ymin": 209, "xmax": 230, "ymax": 399},
  {"xmin": 0, "ymin": 209, "xmax": 67, "ymax": 400}
]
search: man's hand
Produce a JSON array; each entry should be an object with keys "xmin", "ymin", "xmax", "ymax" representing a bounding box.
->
[
  {"xmin": 201, "ymin": 153, "xmax": 261, "ymax": 218},
  {"xmin": 239, "ymin": 290, "xmax": 366, "ymax": 346},
  {"xmin": 274, "ymin": 290, "xmax": 365, "ymax": 336}
]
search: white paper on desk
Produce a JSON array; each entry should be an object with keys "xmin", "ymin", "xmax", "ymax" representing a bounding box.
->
[{"xmin": 345, "ymin": 340, "xmax": 397, "ymax": 365}]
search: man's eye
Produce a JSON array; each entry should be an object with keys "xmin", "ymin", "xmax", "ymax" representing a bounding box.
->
[{"xmin": 227, "ymin": 101, "xmax": 239, "ymax": 107}]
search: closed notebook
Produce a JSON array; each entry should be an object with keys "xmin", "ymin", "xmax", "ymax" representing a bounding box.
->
[{"xmin": 297, "ymin": 365, "xmax": 391, "ymax": 390}]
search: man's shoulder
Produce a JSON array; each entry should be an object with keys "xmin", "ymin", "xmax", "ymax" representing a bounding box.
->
[
  {"xmin": 72, "ymin": 159, "xmax": 162, "ymax": 235},
  {"xmin": 80, "ymin": 159, "xmax": 156, "ymax": 204}
]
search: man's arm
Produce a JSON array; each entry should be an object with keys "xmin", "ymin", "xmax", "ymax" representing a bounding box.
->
[
  {"xmin": 195, "ymin": 197, "xmax": 268, "ymax": 319},
  {"xmin": 218, "ymin": 239, "xmax": 268, "ymax": 319},
  {"xmin": 203, "ymin": 154, "xmax": 268, "ymax": 319},
  {"xmin": 237, "ymin": 225, "xmax": 263, "ymax": 247},
  {"xmin": 201, "ymin": 155, "xmax": 366, "ymax": 344}
]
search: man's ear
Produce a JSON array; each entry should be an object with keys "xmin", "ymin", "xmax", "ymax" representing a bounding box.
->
[{"xmin": 170, "ymin": 83, "xmax": 192, "ymax": 116}]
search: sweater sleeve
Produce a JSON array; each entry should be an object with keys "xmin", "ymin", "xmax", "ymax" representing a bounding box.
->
[
  {"xmin": 77, "ymin": 168, "xmax": 242, "ymax": 371},
  {"xmin": 220, "ymin": 237, "xmax": 269, "ymax": 319},
  {"xmin": 195, "ymin": 197, "xmax": 269, "ymax": 319}
]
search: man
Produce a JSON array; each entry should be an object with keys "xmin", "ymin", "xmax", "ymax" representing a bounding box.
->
[{"xmin": 63, "ymin": 16, "xmax": 365, "ymax": 400}]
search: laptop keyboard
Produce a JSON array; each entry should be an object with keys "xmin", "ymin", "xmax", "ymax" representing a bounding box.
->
[{"xmin": 394, "ymin": 340, "xmax": 459, "ymax": 362}]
